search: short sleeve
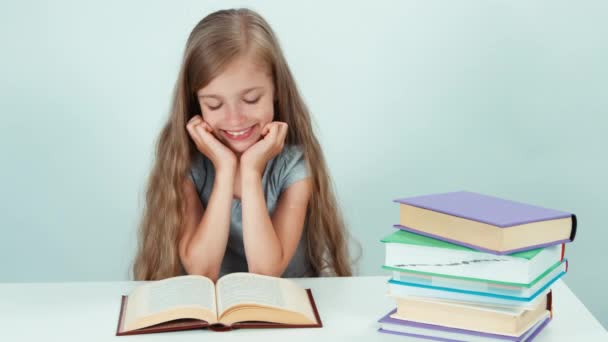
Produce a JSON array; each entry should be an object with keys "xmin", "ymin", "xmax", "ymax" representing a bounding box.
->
[
  {"xmin": 280, "ymin": 145, "xmax": 310, "ymax": 192},
  {"xmin": 189, "ymin": 152, "xmax": 207, "ymax": 195}
]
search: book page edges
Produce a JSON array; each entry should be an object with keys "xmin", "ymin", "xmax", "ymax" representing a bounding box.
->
[
  {"xmin": 399, "ymin": 204, "xmax": 572, "ymax": 252},
  {"xmin": 226, "ymin": 289, "xmax": 322, "ymax": 329},
  {"xmin": 384, "ymin": 259, "xmax": 564, "ymax": 288},
  {"xmin": 116, "ymin": 296, "xmax": 216, "ymax": 335},
  {"xmin": 392, "ymin": 293, "xmax": 552, "ymax": 336},
  {"xmin": 390, "ymin": 309, "xmax": 549, "ymax": 337}
]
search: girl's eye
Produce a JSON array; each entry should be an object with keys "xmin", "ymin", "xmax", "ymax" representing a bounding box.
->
[
  {"xmin": 207, "ymin": 103, "xmax": 222, "ymax": 110},
  {"xmin": 244, "ymin": 97, "xmax": 260, "ymax": 104}
]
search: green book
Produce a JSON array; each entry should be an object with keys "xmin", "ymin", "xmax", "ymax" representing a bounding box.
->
[
  {"xmin": 382, "ymin": 230, "xmax": 542, "ymax": 259},
  {"xmin": 381, "ymin": 229, "xmax": 565, "ymax": 286}
]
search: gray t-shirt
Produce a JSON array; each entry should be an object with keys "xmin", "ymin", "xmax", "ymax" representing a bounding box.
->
[{"xmin": 188, "ymin": 145, "xmax": 314, "ymax": 278}]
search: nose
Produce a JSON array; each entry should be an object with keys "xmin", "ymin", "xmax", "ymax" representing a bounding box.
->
[{"xmin": 225, "ymin": 103, "xmax": 246, "ymax": 125}]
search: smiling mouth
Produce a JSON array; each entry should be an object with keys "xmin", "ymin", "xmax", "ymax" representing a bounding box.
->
[{"xmin": 222, "ymin": 125, "xmax": 255, "ymax": 140}]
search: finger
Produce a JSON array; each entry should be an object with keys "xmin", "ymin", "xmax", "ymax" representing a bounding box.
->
[
  {"xmin": 188, "ymin": 124, "xmax": 205, "ymax": 148},
  {"xmin": 194, "ymin": 124, "xmax": 211, "ymax": 142},
  {"xmin": 262, "ymin": 123, "xmax": 272, "ymax": 136},
  {"xmin": 196, "ymin": 124, "xmax": 223, "ymax": 147},
  {"xmin": 186, "ymin": 120, "xmax": 199, "ymax": 138},
  {"xmin": 206, "ymin": 123, "xmax": 214, "ymax": 133},
  {"xmin": 274, "ymin": 123, "xmax": 286, "ymax": 149},
  {"xmin": 186, "ymin": 116, "xmax": 202, "ymax": 130},
  {"xmin": 187, "ymin": 115, "xmax": 202, "ymax": 128},
  {"xmin": 277, "ymin": 123, "xmax": 288, "ymax": 145},
  {"xmin": 266, "ymin": 122, "xmax": 279, "ymax": 142}
]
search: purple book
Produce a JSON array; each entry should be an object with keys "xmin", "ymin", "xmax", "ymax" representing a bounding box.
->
[
  {"xmin": 393, "ymin": 191, "xmax": 577, "ymax": 255},
  {"xmin": 377, "ymin": 308, "xmax": 551, "ymax": 342}
]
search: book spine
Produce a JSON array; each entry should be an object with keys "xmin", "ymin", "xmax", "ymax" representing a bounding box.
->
[
  {"xmin": 208, "ymin": 324, "xmax": 232, "ymax": 332},
  {"xmin": 547, "ymin": 290, "xmax": 553, "ymax": 319},
  {"xmin": 569, "ymin": 214, "xmax": 577, "ymax": 242}
]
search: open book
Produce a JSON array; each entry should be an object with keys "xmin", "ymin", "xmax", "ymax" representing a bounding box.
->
[{"xmin": 116, "ymin": 273, "xmax": 322, "ymax": 335}]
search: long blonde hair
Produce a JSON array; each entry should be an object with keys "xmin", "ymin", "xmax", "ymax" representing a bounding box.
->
[{"xmin": 133, "ymin": 8, "xmax": 357, "ymax": 280}]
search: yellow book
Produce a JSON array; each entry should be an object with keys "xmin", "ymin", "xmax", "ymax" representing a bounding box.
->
[{"xmin": 391, "ymin": 292, "xmax": 552, "ymax": 337}]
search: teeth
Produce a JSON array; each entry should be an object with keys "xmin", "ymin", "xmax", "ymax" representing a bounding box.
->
[{"xmin": 226, "ymin": 127, "xmax": 250, "ymax": 136}]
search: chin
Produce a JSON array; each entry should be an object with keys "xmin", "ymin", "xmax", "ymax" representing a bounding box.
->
[
  {"xmin": 228, "ymin": 144, "xmax": 252, "ymax": 154},
  {"xmin": 226, "ymin": 136, "xmax": 261, "ymax": 154}
]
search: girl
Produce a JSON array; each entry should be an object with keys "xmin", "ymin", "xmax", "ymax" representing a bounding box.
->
[{"xmin": 133, "ymin": 8, "xmax": 354, "ymax": 281}]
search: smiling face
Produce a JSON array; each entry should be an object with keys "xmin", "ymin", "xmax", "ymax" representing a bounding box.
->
[{"xmin": 196, "ymin": 54, "xmax": 275, "ymax": 155}]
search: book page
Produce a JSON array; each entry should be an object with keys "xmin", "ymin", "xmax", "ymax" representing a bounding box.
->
[
  {"xmin": 216, "ymin": 273, "xmax": 315, "ymax": 323},
  {"xmin": 403, "ymin": 296, "xmax": 526, "ymax": 315},
  {"xmin": 125, "ymin": 275, "xmax": 217, "ymax": 329}
]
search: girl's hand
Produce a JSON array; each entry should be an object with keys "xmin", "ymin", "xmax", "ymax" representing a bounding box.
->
[
  {"xmin": 186, "ymin": 115, "xmax": 237, "ymax": 173},
  {"xmin": 240, "ymin": 122, "xmax": 288, "ymax": 176}
]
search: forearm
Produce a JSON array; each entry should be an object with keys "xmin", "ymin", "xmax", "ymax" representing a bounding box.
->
[
  {"xmin": 241, "ymin": 170, "xmax": 284, "ymax": 276},
  {"xmin": 183, "ymin": 169, "xmax": 234, "ymax": 281}
]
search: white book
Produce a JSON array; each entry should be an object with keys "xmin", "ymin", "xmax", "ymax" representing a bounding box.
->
[{"xmin": 391, "ymin": 260, "xmax": 567, "ymax": 299}]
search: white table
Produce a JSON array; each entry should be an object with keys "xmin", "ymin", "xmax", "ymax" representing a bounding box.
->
[{"xmin": 1, "ymin": 277, "xmax": 605, "ymax": 341}]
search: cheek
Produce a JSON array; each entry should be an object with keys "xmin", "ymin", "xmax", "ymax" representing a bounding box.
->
[
  {"xmin": 257, "ymin": 102, "xmax": 275, "ymax": 123},
  {"xmin": 201, "ymin": 112, "xmax": 220, "ymax": 128},
  {"xmin": 259, "ymin": 112, "xmax": 273, "ymax": 126}
]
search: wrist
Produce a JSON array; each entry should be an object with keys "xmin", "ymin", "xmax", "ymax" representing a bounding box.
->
[
  {"xmin": 240, "ymin": 159, "xmax": 264, "ymax": 177},
  {"xmin": 216, "ymin": 162, "xmax": 237, "ymax": 178},
  {"xmin": 241, "ymin": 168, "xmax": 263, "ymax": 184},
  {"xmin": 213, "ymin": 153, "xmax": 237, "ymax": 171}
]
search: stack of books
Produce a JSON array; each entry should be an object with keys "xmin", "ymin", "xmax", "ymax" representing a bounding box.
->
[{"xmin": 377, "ymin": 191, "xmax": 577, "ymax": 341}]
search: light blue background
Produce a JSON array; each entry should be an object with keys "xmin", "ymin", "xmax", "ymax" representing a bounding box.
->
[{"xmin": 1, "ymin": 0, "xmax": 606, "ymax": 329}]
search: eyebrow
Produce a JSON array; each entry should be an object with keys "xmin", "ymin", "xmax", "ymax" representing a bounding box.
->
[{"xmin": 198, "ymin": 86, "xmax": 263, "ymax": 99}]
